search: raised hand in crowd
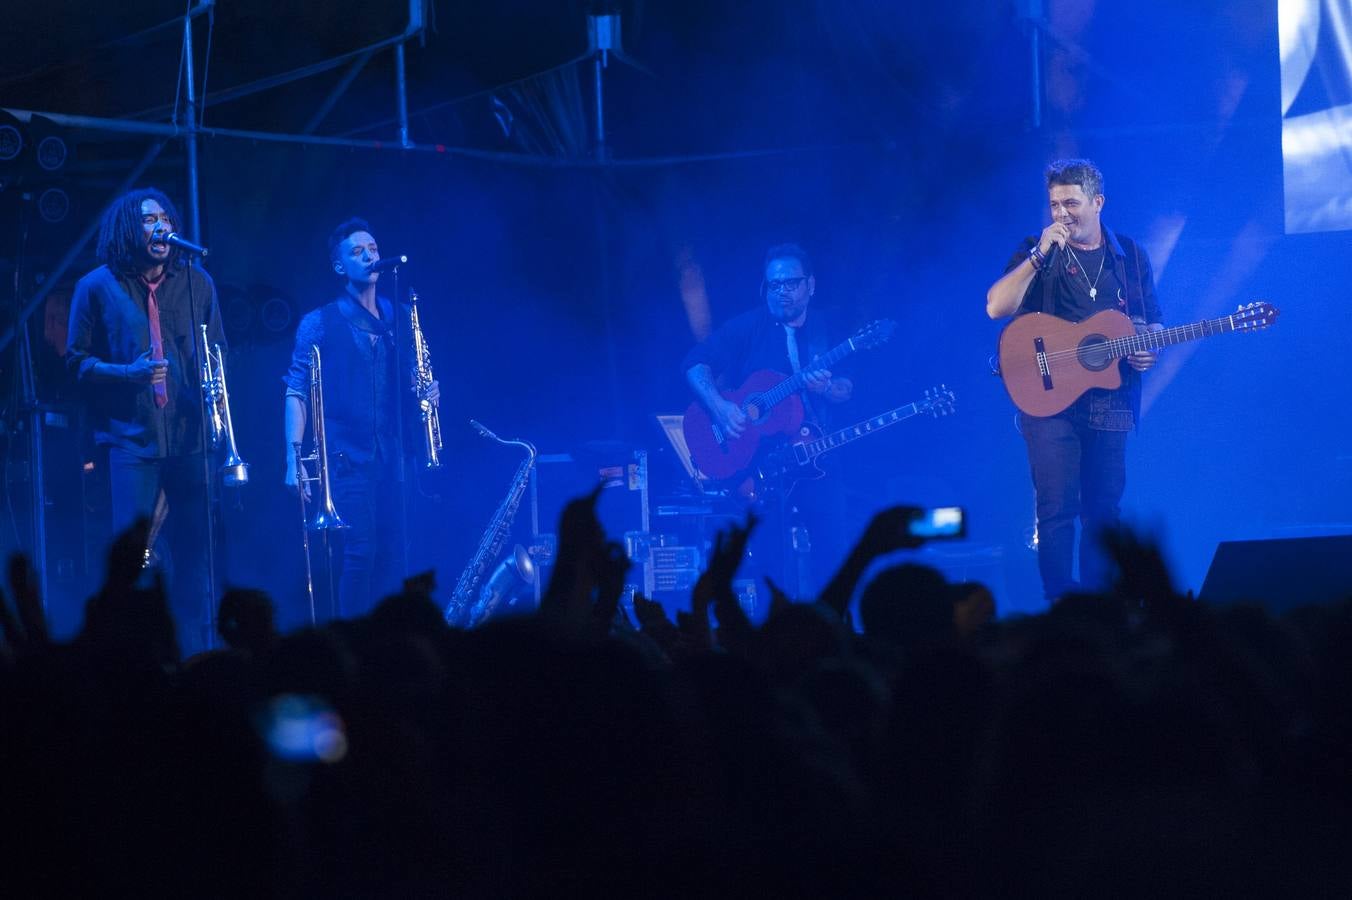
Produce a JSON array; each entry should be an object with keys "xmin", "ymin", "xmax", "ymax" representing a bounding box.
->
[
  {"xmin": 105, "ymin": 515, "xmax": 153, "ymax": 596},
  {"xmin": 1101, "ymin": 523, "xmax": 1189, "ymax": 627},
  {"xmin": 81, "ymin": 516, "xmax": 179, "ymax": 664},
  {"xmin": 763, "ymin": 574, "xmax": 792, "ymax": 621},
  {"xmin": 696, "ymin": 512, "xmax": 758, "ymax": 653},
  {"xmin": 539, "ymin": 483, "xmax": 612, "ymax": 629},
  {"xmin": 0, "ymin": 554, "xmax": 48, "ymax": 666},
  {"xmin": 817, "ymin": 506, "xmax": 925, "ymax": 620},
  {"xmin": 631, "ymin": 591, "xmax": 681, "ymax": 654},
  {"xmin": 591, "ymin": 539, "xmax": 631, "ymax": 637},
  {"xmin": 675, "ymin": 583, "xmax": 714, "ymax": 652}
]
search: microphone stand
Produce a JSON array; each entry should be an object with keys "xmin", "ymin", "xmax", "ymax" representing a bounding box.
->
[
  {"xmin": 387, "ymin": 265, "xmax": 412, "ymax": 581},
  {"xmin": 185, "ymin": 250, "xmax": 220, "ymax": 653},
  {"xmin": 12, "ymin": 193, "xmax": 49, "ymax": 615}
]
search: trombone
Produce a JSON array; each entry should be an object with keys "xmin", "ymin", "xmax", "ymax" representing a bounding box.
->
[
  {"xmin": 200, "ymin": 324, "xmax": 249, "ymax": 486},
  {"xmin": 293, "ymin": 344, "xmax": 348, "ymax": 622}
]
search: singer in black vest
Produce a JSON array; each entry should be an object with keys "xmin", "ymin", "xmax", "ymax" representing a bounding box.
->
[
  {"xmin": 66, "ymin": 187, "xmax": 227, "ymax": 655},
  {"xmin": 986, "ymin": 159, "xmax": 1164, "ymax": 602},
  {"xmin": 282, "ymin": 217, "xmax": 439, "ymax": 618}
]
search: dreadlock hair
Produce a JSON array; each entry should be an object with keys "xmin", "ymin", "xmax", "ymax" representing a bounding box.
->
[{"xmin": 95, "ymin": 187, "xmax": 185, "ymax": 275}]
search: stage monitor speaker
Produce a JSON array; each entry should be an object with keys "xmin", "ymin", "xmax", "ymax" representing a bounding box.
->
[{"xmin": 1198, "ymin": 535, "xmax": 1352, "ymax": 614}]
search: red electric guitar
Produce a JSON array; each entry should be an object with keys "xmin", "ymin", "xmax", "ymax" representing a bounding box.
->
[
  {"xmin": 998, "ymin": 302, "xmax": 1279, "ymax": 417},
  {"xmin": 683, "ymin": 319, "xmax": 896, "ymax": 480},
  {"xmin": 749, "ymin": 385, "xmax": 957, "ymax": 499}
]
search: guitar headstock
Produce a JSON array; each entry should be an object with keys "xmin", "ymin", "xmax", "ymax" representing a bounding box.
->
[
  {"xmin": 922, "ymin": 384, "xmax": 956, "ymax": 417},
  {"xmin": 852, "ymin": 319, "xmax": 897, "ymax": 350},
  {"xmin": 1233, "ymin": 300, "xmax": 1278, "ymax": 331}
]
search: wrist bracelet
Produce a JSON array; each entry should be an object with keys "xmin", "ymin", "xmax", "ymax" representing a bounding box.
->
[{"xmin": 1028, "ymin": 246, "xmax": 1046, "ymax": 270}]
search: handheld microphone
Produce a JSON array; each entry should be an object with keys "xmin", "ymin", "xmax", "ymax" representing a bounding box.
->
[
  {"xmin": 368, "ymin": 255, "xmax": 409, "ymax": 273},
  {"xmin": 1041, "ymin": 240, "xmax": 1060, "ymax": 273},
  {"xmin": 163, "ymin": 232, "xmax": 209, "ymax": 257}
]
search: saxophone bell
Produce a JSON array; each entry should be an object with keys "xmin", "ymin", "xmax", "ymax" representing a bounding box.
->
[{"xmin": 466, "ymin": 544, "xmax": 536, "ymax": 627}]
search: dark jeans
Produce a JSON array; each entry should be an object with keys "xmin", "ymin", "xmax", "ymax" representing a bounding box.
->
[
  {"xmin": 327, "ymin": 454, "xmax": 403, "ymax": 618},
  {"xmin": 107, "ymin": 448, "xmax": 212, "ymax": 655},
  {"xmin": 1019, "ymin": 412, "xmax": 1128, "ymax": 601}
]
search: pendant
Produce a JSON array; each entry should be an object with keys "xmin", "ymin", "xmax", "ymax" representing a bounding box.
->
[{"xmin": 1089, "ymin": 287, "xmax": 1097, "ymax": 300}]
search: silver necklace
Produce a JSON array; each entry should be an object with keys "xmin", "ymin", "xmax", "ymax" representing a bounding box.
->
[{"xmin": 1065, "ymin": 243, "xmax": 1105, "ymax": 301}]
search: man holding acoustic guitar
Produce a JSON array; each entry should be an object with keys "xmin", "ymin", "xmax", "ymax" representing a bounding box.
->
[{"xmin": 986, "ymin": 159, "xmax": 1164, "ymax": 602}]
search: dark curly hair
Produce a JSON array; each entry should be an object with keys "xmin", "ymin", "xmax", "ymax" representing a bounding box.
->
[
  {"xmin": 327, "ymin": 217, "xmax": 373, "ymax": 266},
  {"xmin": 95, "ymin": 187, "xmax": 185, "ymax": 274}
]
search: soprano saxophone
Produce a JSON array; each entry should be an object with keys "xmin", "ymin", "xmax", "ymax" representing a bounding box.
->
[
  {"xmin": 444, "ymin": 421, "xmax": 538, "ymax": 627},
  {"xmin": 409, "ymin": 290, "xmax": 442, "ymax": 469}
]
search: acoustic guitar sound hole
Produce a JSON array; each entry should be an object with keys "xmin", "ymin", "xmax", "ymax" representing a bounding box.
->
[{"xmin": 1077, "ymin": 335, "xmax": 1114, "ymax": 371}]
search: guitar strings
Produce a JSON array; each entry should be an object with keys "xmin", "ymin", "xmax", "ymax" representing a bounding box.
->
[{"xmin": 1035, "ymin": 314, "xmax": 1264, "ymax": 364}]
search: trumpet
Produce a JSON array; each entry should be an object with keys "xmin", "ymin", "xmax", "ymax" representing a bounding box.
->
[
  {"xmin": 200, "ymin": 324, "xmax": 249, "ymax": 486},
  {"xmin": 409, "ymin": 291, "xmax": 442, "ymax": 469},
  {"xmin": 294, "ymin": 344, "xmax": 347, "ymax": 623}
]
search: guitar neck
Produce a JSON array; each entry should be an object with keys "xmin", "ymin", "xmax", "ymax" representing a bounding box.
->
[
  {"xmin": 800, "ymin": 401, "xmax": 928, "ymax": 461},
  {"xmin": 761, "ymin": 336, "xmax": 858, "ymax": 406},
  {"xmin": 1107, "ymin": 313, "xmax": 1248, "ymax": 359}
]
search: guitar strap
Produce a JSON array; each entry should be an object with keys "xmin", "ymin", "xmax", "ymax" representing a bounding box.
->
[
  {"xmin": 787, "ymin": 323, "xmax": 827, "ymax": 428},
  {"xmin": 1038, "ymin": 249, "xmax": 1056, "ymax": 314},
  {"xmin": 1131, "ymin": 241, "xmax": 1146, "ymax": 324}
]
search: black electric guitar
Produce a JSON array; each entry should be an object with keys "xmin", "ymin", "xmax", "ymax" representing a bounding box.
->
[{"xmin": 749, "ymin": 385, "xmax": 957, "ymax": 498}]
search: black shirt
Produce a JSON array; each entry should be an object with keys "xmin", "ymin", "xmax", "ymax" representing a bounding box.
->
[
  {"xmin": 1005, "ymin": 225, "xmax": 1162, "ymax": 325},
  {"xmin": 283, "ymin": 295, "xmax": 416, "ymax": 468},
  {"xmin": 66, "ymin": 263, "xmax": 225, "ymax": 457},
  {"xmin": 682, "ymin": 304, "xmax": 851, "ymax": 427},
  {"xmin": 1004, "ymin": 225, "xmax": 1163, "ymax": 429}
]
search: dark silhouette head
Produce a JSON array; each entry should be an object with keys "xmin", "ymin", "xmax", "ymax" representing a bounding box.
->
[
  {"xmin": 859, "ymin": 563, "xmax": 954, "ymax": 647},
  {"xmin": 216, "ymin": 587, "xmax": 277, "ymax": 655}
]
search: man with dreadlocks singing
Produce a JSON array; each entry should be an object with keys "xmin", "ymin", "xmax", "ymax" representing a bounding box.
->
[{"xmin": 67, "ymin": 187, "xmax": 227, "ymax": 655}]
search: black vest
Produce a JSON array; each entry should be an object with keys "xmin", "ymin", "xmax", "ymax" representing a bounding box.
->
[{"xmin": 317, "ymin": 298, "xmax": 403, "ymax": 468}]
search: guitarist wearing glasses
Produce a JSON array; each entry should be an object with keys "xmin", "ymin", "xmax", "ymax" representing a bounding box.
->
[
  {"xmin": 682, "ymin": 243, "xmax": 862, "ymax": 598},
  {"xmin": 684, "ymin": 243, "xmax": 854, "ymax": 440},
  {"xmin": 986, "ymin": 158, "xmax": 1164, "ymax": 602}
]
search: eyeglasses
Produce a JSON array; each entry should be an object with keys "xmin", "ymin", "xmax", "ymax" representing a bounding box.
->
[{"xmin": 766, "ymin": 276, "xmax": 808, "ymax": 294}]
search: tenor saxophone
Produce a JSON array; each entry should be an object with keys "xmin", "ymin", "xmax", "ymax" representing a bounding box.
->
[
  {"xmin": 409, "ymin": 291, "xmax": 442, "ymax": 469},
  {"xmin": 444, "ymin": 421, "xmax": 537, "ymax": 627}
]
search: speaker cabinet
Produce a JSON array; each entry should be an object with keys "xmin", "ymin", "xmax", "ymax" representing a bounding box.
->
[{"xmin": 1199, "ymin": 535, "xmax": 1352, "ymax": 614}]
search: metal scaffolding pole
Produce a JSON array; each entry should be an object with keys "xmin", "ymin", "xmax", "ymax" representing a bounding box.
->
[
  {"xmin": 395, "ymin": 42, "xmax": 412, "ymax": 149},
  {"xmin": 182, "ymin": 8, "xmax": 203, "ymax": 240}
]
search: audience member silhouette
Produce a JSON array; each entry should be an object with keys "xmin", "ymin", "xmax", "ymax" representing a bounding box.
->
[{"xmin": 2, "ymin": 503, "xmax": 1349, "ymax": 896}]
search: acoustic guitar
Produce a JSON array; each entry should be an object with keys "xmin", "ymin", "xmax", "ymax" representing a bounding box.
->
[{"xmin": 998, "ymin": 302, "xmax": 1278, "ymax": 417}]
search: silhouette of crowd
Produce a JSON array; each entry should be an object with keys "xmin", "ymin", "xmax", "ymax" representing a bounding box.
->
[{"xmin": 3, "ymin": 494, "xmax": 1350, "ymax": 897}]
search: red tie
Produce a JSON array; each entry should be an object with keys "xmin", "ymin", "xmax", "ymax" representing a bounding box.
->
[{"xmin": 141, "ymin": 274, "xmax": 168, "ymax": 408}]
